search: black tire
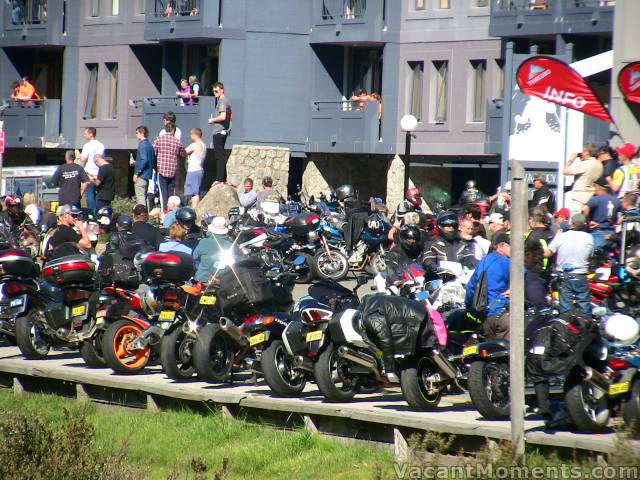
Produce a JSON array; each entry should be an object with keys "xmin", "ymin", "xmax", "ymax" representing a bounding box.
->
[
  {"xmin": 261, "ymin": 340, "xmax": 306, "ymax": 397},
  {"xmin": 365, "ymin": 251, "xmax": 387, "ymax": 276},
  {"xmin": 468, "ymin": 360, "xmax": 510, "ymax": 419},
  {"xmin": 101, "ymin": 319, "xmax": 150, "ymax": 375},
  {"xmin": 564, "ymin": 379, "xmax": 610, "ymax": 433},
  {"xmin": 623, "ymin": 379, "xmax": 640, "ymax": 434},
  {"xmin": 313, "ymin": 343, "xmax": 361, "ymax": 402},
  {"xmin": 313, "ymin": 249, "xmax": 348, "ymax": 282},
  {"xmin": 400, "ymin": 357, "xmax": 443, "ymax": 411},
  {"xmin": 80, "ymin": 332, "xmax": 106, "ymax": 368},
  {"xmin": 193, "ymin": 323, "xmax": 235, "ymax": 383},
  {"xmin": 160, "ymin": 326, "xmax": 196, "ymax": 381},
  {"xmin": 15, "ymin": 312, "xmax": 50, "ymax": 359},
  {"xmin": 293, "ymin": 253, "xmax": 315, "ymax": 284}
]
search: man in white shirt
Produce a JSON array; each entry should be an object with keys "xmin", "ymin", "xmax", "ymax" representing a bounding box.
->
[{"xmin": 79, "ymin": 127, "xmax": 105, "ymax": 214}]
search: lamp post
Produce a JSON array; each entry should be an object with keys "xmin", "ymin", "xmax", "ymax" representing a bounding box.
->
[{"xmin": 400, "ymin": 114, "xmax": 418, "ymax": 194}]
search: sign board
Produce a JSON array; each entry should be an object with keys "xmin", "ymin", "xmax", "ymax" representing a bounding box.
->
[{"xmin": 0, "ymin": 131, "xmax": 4, "ymax": 154}]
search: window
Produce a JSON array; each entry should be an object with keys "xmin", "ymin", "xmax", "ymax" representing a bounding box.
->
[
  {"xmin": 89, "ymin": 0, "xmax": 100, "ymax": 17},
  {"xmin": 470, "ymin": 60, "xmax": 486, "ymax": 123},
  {"xmin": 496, "ymin": 59, "xmax": 505, "ymax": 98},
  {"xmin": 408, "ymin": 62, "xmax": 423, "ymax": 122},
  {"xmin": 415, "ymin": 0, "xmax": 425, "ymax": 10},
  {"xmin": 439, "ymin": 0, "xmax": 450, "ymax": 9},
  {"xmin": 136, "ymin": 0, "xmax": 146, "ymax": 14},
  {"xmin": 106, "ymin": 63, "xmax": 118, "ymax": 119},
  {"xmin": 432, "ymin": 60, "xmax": 448, "ymax": 123},
  {"xmin": 84, "ymin": 64, "xmax": 98, "ymax": 120},
  {"xmin": 475, "ymin": 0, "xmax": 489, "ymax": 6},
  {"xmin": 111, "ymin": 0, "xmax": 119, "ymax": 15}
]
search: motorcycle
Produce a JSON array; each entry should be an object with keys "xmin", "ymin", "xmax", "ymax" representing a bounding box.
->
[
  {"xmin": 312, "ymin": 216, "xmax": 349, "ymax": 282},
  {"xmin": 347, "ymin": 213, "xmax": 391, "ymax": 276}
]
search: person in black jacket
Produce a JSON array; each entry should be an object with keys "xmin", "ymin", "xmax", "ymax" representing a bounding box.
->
[
  {"xmin": 131, "ymin": 204, "xmax": 164, "ymax": 248},
  {"xmin": 422, "ymin": 212, "xmax": 477, "ymax": 272},
  {"xmin": 525, "ymin": 208, "xmax": 555, "ymax": 278},
  {"xmin": 105, "ymin": 215, "xmax": 138, "ymax": 255},
  {"xmin": 529, "ymin": 175, "xmax": 555, "ymax": 213}
]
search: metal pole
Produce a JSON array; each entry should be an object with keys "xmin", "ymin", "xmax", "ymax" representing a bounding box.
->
[
  {"xmin": 500, "ymin": 42, "xmax": 515, "ymax": 186},
  {"xmin": 0, "ymin": 120, "xmax": 4, "ymax": 191},
  {"xmin": 403, "ymin": 131, "xmax": 411, "ymax": 194},
  {"xmin": 509, "ymin": 158, "xmax": 526, "ymax": 461}
]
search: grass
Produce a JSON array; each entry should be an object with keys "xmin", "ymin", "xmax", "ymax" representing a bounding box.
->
[{"xmin": 0, "ymin": 389, "xmax": 393, "ymax": 480}]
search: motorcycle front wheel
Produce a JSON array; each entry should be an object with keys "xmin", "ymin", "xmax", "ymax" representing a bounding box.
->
[
  {"xmin": 261, "ymin": 340, "xmax": 307, "ymax": 397},
  {"xmin": 193, "ymin": 323, "xmax": 235, "ymax": 383},
  {"xmin": 564, "ymin": 378, "xmax": 610, "ymax": 433},
  {"xmin": 314, "ymin": 343, "xmax": 361, "ymax": 402},
  {"xmin": 15, "ymin": 312, "xmax": 50, "ymax": 359},
  {"xmin": 468, "ymin": 360, "xmax": 510, "ymax": 419},
  {"xmin": 160, "ymin": 326, "xmax": 196, "ymax": 381},
  {"xmin": 400, "ymin": 357, "xmax": 443, "ymax": 410},
  {"xmin": 102, "ymin": 319, "xmax": 150, "ymax": 374},
  {"xmin": 313, "ymin": 249, "xmax": 348, "ymax": 282}
]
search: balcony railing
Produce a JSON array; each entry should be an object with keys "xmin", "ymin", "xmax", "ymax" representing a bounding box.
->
[
  {"xmin": 493, "ymin": 0, "xmax": 552, "ymax": 11},
  {"xmin": 150, "ymin": 0, "xmax": 200, "ymax": 18},
  {"xmin": 7, "ymin": 0, "xmax": 47, "ymax": 25},
  {"xmin": 0, "ymin": 99, "xmax": 61, "ymax": 148},
  {"xmin": 322, "ymin": 0, "xmax": 367, "ymax": 21}
]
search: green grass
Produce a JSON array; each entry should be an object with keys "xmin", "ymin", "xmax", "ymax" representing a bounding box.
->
[{"xmin": 0, "ymin": 389, "xmax": 393, "ymax": 480}]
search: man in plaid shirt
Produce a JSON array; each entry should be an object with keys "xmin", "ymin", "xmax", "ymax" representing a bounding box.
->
[{"xmin": 153, "ymin": 124, "xmax": 187, "ymax": 211}]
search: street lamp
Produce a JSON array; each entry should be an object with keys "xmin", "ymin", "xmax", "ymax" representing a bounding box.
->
[{"xmin": 400, "ymin": 114, "xmax": 418, "ymax": 194}]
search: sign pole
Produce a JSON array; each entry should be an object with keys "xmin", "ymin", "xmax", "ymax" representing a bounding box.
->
[{"xmin": 0, "ymin": 120, "xmax": 4, "ymax": 191}]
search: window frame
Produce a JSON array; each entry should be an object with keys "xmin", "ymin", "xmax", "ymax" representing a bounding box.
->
[
  {"xmin": 469, "ymin": 60, "xmax": 487, "ymax": 123},
  {"xmin": 431, "ymin": 60, "xmax": 449, "ymax": 124},
  {"xmin": 83, "ymin": 63, "xmax": 99, "ymax": 120},
  {"xmin": 408, "ymin": 61, "xmax": 424, "ymax": 123}
]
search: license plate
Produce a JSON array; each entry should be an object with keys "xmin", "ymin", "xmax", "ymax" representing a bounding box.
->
[
  {"xmin": 306, "ymin": 330, "xmax": 323, "ymax": 343},
  {"xmin": 463, "ymin": 345, "xmax": 478, "ymax": 357},
  {"xmin": 609, "ymin": 382, "xmax": 630, "ymax": 396},
  {"xmin": 159, "ymin": 311, "xmax": 176, "ymax": 321},
  {"xmin": 249, "ymin": 332, "xmax": 266, "ymax": 346},
  {"xmin": 199, "ymin": 295, "xmax": 216, "ymax": 305},
  {"xmin": 9, "ymin": 297, "xmax": 23, "ymax": 308},
  {"xmin": 71, "ymin": 305, "xmax": 86, "ymax": 317},
  {"xmin": 96, "ymin": 309, "xmax": 106, "ymax": 325}
]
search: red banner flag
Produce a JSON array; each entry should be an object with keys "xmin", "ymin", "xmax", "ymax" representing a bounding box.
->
[
  {"xmin": 516, "ymin": 56, "xmax": 613, "ymax": 123},
  {"xmin": 618, "ymin": 62, "xmax": 640, "ymax": 105}
]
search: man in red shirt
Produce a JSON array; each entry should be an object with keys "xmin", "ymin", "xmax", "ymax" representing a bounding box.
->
[{"xmin": 153, "ymin": 124, "xmax": 186, "ymax": 211}]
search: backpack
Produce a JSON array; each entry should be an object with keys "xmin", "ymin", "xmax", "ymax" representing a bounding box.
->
[
  {"xmin": 470, "ymin": 269, "xmax": 489, "ymax": 314},
  {"xmin": 98, "ymin": 250, "xmax": 139, "ymax": 289}
]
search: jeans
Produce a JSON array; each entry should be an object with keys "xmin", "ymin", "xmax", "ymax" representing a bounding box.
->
[
  {"xmin": 85, "ymin": 184, "xmax": 97, "ymax": 213},
  {"xmin": 158, "ymin": 175, "xmax": 176, "ymax": 212},
  {"xmin": 559, "ymin": 273, "xmax": 591, "ymax": 316},
  {"xmin": 134, "ymin": 178, "xmax": 149, "ymax": 208},
  {"xmin": 213, "ymin": 133, "xmax": 227, "ymax": 183},
  {"xmin": 591, "ymin": 229, "xmax": 613, "ymax": 251}
]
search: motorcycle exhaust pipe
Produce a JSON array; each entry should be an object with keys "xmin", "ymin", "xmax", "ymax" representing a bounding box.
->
[
  {"xmin": 0, "ymin": 320, "xmax": 15, "ymax": 336},
  {"xmin": 430, "ymin": 350, "xmax": 459, "ymax": 380},
  {"xmin": 219, "ymin": 317, "xmax": 249, "ymax": 346},
  {"xmin": 336, "ymin": 345, "xmax": 383, "ymax": 382},
  {"xmin": 583, "ymin": 367, "xmax": 611, "ymax": 392},
  {"xmin": 293, "ymin": 355, "xmax": 313, "ymax": 372}
]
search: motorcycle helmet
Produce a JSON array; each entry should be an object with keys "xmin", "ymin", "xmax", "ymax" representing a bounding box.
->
[
  {"xmin": 96, "ymin": 206, "xmax": 113, "ymax": 226},
  {"xmin": 601, "ymin": 314, "xmax": 640, "ymax": 347},
  {"xmin": 399, "ymin": 224, "xmax": 422, "ymax": 254},
  {"xmin": 4, "ymin": 196, "xmax": 25, "ymax": 223},
  {"xmin": 465, "ymin": 180, "xmax": 476, "ymax": 190},
  {"xmin": 395, "ymin": 202, "xmax": 410, "ymax": 220},
  {"xmin": 115, "ymin": 215, "xmax": 132, "ymax": 231},
  {"xmin": 201, "ymin": 211, "xmax": 216, "ymax": 230},
  {"xmin": 367, "ymin": 212, "xmax": 385, "ymax": 233},
  {"xmin": 406, "ymin": 187, "xmax": 422, "ymax": 208},
  {"xmin": 335, "ymin": 184, "xmax": 355, "ymax": 202},
  {"xmin": 437, "ymin": 211, "xmax": 459, "ymax": 241},
  {"xmin": 175, "ymin": 207, "xmax": 197, "ymax": 229}
]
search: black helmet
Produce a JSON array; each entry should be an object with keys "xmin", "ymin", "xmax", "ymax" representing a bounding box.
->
[
  {"xmin": 396, "ymin": 202, "xmax": 410, "ymax": 219},
  {"xmin": 175, "ymin": 207, "xmax": 196, "ymax": 227},
  {"xmin": 116, "ymin": 215, "xmax": 132, "ymax": 230},
  {"xmin": 335, "ymin": 184, "xmax": 355, "ymax": 202},
  {"xmin": 437, "ymin": 211, "xmax": 459, "ymax": 241},
  {"xmin": 399, "ymin": 224, "xmax": 422, "ymax": 254}
]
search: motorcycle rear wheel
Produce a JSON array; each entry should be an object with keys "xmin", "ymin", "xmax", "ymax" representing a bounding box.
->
[
  {"xmin": 314, "ymin": 343, "xmax": 361, "ymax": 402},
  {"xmin": 564, "ymin": 379, "xmax": 610, "ymax": 433},
  {"xmin": 15, "ymin": 312, "xmax": 50, "ymax": 359},
  {"xmin": 102, "ymin": 319, "xmax": 150, "ymax": 374},
  {"xmin": 193, "ymin": 323, "xmax": 235, "ymax": 383},
  {"xmin": 313, "ymin": 249, "xmax": 348, "ymax": 282},
  {"xmin": 160, "ymin": 326, "xmax": 196, "ymax": 381},
  {"xmin": 468, "ymin": 360, "xmax": 510, "ymax": 419},
  {"xmin": 261, "ymin": 340, "xmax": 307, "ymax": 397},
  {"xmin": 400, "ymin": 357, "xmax": 443, "ymax": 410},
  {"xmin": 80, "ymin": 331, "xmax": 106, "ymax": 368}
]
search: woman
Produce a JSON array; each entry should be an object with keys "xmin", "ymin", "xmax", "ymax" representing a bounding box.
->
[
  {"xmin": 192, "ymin": 217, "xmax": 232, "ymax": 283},
  {"xmin": 159, "ymin": 223, "xmax": 192, "ymax": 254},
  {"xmin": 176, "ymin": 79, "xmax": 192, "ymax": 106},
  {"xmin": 22, "ymin": 192, "xmax": 40, "ymax": 225}
]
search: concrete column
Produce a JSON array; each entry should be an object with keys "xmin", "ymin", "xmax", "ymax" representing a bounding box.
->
[{"xmin": 301, "ymin": 156, "xmax": 331, "ymax": 200}]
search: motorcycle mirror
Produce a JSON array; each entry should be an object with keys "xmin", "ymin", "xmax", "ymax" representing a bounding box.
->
[{"xmin": 293, "ymin": 256, "xmax": 306, "ymax": 266}]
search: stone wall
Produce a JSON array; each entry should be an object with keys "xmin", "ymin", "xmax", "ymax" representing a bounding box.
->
[{"xmin": 226, "ymin": 145, "xmax": 290, "ymax": 198}]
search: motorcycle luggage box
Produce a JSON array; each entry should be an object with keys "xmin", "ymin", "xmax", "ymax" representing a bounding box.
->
[
  {"xmin": 284, "ymin": 213, "xmax": 320, "ymax": 241},
  {"xmin": 0, "ymin": 248, "xmax": 38, "ymax": 280},
  {"xmin": 42, "ymin": 255, "xmax": 96, "ymax": 287},
  {"xmin": 141, "ymin": 251, "xmax": 195, "ymax": 283}
]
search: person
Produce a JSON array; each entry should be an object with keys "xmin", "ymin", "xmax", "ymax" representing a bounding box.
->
[
  {"xmin": 91, "ymin": 154, "xmax": 115, "ymax": 210},
  {"xmin": 465, "ymin": 232, "xmax": 511, "ymax": 340},
  {"xmin": 393, "ymin": 187, "xmax": 424, "ymax": 221},
  {"xmin": 207, "ymin": 82, "xmax": 232, "ymax": 184},
  {"xmin": 563, "ymin": 143, "xmax": 603, "ymax": 212},
  {"xmin": 472, "ymin": 223, "xmax": 491, "ymax": 261},
  {"xmin": 51, "ymin": 150, "xmax": 89, "ymax": 208},
  {"xmin": 459, "ymin": 180, "xmax": 483, "ymax": 206},
  {"xmin": 176, "ymin": 78, "xmax": 192, "ymax": 106},
  {"xmin": 159, "ymin": 223, "xmax": 192, "ymax": 254},
  {"xmin": 529, "ymin": 175, "xmax": 555, "ymax": 213},
  {"xmin": 153, "ymin": 124, "xmax": 187, "ymax": 212},
  {"xmin": 189, "ymin": 75, "xmax": 201, "ymax": 105},
  {"xmin": 163, "ymin": 196, "xmax": 181, "ymax": 228},
  {"xmin": 486, "ymin": 212, "xmax": 506, "ymax": 238},
  {"xmin": 583, "ymin": 183, "xmax": 620, "ymax": 250},
  {"xmin": 422, "ymin": 212, "xmax": 477, "ymax": 272},
  {"xmin": 256, "ymin": 176, "xmax": 280, "ymax": 208},
  {"xmin": 238, "ymin": 178, "xmax": 257, "ymax": 211},
  {"xmin": 596, "ymin": 145, "xmax": 618, "ymax": 191},
  {"xmin": 551, "ymin": 207, "xmax": 571, "ymax": 235},
  {"xmin": 105, "ymin": 215, "xmax": 136, "ymax": 255},
  {"xmin": 22, "ymin": 192, "xmax": 40, "ymax": 226},
  {"xmin": 9, "ymin": 81, "xmax": 19, "ymax": 101},
  {"xmin": 131, "ymin": 204, "xmax": 163, "ymax": 248},
  {"xmin": 610, "ymin": 143, "xmax": 638, "ymax": 199},
  {"xmin": 488, "ymin": 181, "xmax": 511, "ymax": 214},
  {"xmin": 458, "ymin": 218, "xmax": 476, "ymax": 256},
  {"xmin": 386, "ymin": 224, "xmax": 424, "ymax": 267},
  {"xmin": 184, "ymin": 128, "xmax": 206, "ymax": 207},
  {"xmin": 192, "ymin": 217, "xmax": 233, "ymax": 283},
  {"xmin": 175, "ymin": 206, "xmax": 202, "ymax": 249},
  {"xmin": 48, "ymin": 205, "xmax": 92, "ymax": 252},
  {"xmin": 15, "ymin": 76, "xmax": 39, "ymax": 104},
  {"xmin": 544, "ymin": 214, "xmax": 594, "ymax": 316},
  {"xmin": 78, "ymin": 127, "xmax": 105, "ymax": 214},
  {"xmin": 349, "ymin": 89, "xmax": 368, "ymax": 110},
  {"xmin": 525, "ymin": 208, "xmax": 554, "ymax": 276},
  {"xmin": 132, "ymin": 125, "xmax": 155, "ymax": 208},
  {"xmin": 158, "ymin": 112, "xmax": 181, "ymax": 140}
]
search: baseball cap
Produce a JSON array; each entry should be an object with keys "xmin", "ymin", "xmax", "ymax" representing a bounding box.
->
[
  {"xmin": 487, "ymin": 212, "xmax": 504, "ymax": 225},
  {"xmin": 616, "ymin": 143, "xmax": 637, "ymax": 159},
  {"xmin": 571, "ymin": 213, "xmax": 587, "ymax": 226},
  {"xmin": 132, "ymin": 204, "xmax": 148, "ymax": 216},
  {"xmin": 492, "ymin": 232, "xmax": 510, "ymax": 247},
  {"xmin": 504, "ymin": 181, "xmax": 512, "ymax": 191},
  {"xmin": 553, "ymin": 208, "xmax": 571, "ymax": 219},
  {"xmin": 56, "ymin": 204, "xmax": 81, "ymax": 217}
]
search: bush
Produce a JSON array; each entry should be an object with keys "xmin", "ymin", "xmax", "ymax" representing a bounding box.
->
[{"xmin": 111, "ymin": 195, "xmax": 137, "ymax": 216}]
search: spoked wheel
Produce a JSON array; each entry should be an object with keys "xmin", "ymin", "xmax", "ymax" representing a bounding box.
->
[
  {"xmin": 160, "ymin": 327, "xmax": 196, "ymax": 381},
  {"xmin": 193, "ymin": 324, "xmax": 235, "ymax": 383},
  {"xmin": 261, "ymin": 340, "xmax": 307, "ymax": 397},
  {"xmin": 15, "ymin": 312, "xmax": 50, "ymax": 359},
  {"xmin": 565, "ymin": 379, "xmax": 610, "ymax": 433},
  {"xmin": 313, "ymin": 249, "xmax": 348, "ymax": 282},
  {"xmin": 365, "ymin": 251, "xmax": 387, "ymax": 276},
  {"xmin": 80, "ymin": 330, "xmax": 106, "ymax": 368},
  {"xmin": 314, "ymin": 343, "xmax": 361, "ymax": 402},
  {"xmin": 102, "ymin": 319, "xmax": 150, "ymax": 374},
  {"xmin": 400, "ymin": 357, "xmax": 443, "ymax": 410},
  {"xmin": 468, "ymin": 360, "xmax": 510, "ymax": 419}
]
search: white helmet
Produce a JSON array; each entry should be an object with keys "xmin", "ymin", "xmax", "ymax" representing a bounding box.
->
[{"xmin": 601, "ymin": 313, "xmax": 640, "ymax": 347}]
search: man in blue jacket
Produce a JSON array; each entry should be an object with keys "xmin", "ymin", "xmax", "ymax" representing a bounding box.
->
[
  {"xmin": 465, "ymin": 232, "xmax": 511, "ymax": 339},
  {"xmin": 132, "ymin": 125, "xmax": 155, "ymax": 209}
]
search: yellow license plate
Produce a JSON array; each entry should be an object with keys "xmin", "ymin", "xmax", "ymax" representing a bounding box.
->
[
  {"xmin": 306, "ymin": 330, "xmax": 323, "ymax": 343},
  {"xmin": 463, "ymin": 345, "xmax": 478, "ymax": 357},
  {"xmin": 249, "ymin": 332, "xmax": 266, "ymax": 346},
  {"xmin": 199, "ymin": 295, "xmax": 217, "ymax": 305},
  {"xmin": 159, "ymin": 311, "xmax": 176, "ymax": 321},
  {"xmin": 71, "ymin": 305, "xmax": 86, "ymax": 317},
  {"xmin": 609, "ymin": 382, "xmax": 630, "ymax": 396}
]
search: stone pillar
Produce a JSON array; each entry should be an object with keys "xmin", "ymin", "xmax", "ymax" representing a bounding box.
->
[
  {"xmin": 301, "ymin": 156, "xmax": 332, "ymax": 200},
  {"xmin": 226, "ymin": 145, "xmax": 290, "ymax": 198},
  {"xmin": 386, "ymin": 155, "xmax": 405, "ymax": 214}
]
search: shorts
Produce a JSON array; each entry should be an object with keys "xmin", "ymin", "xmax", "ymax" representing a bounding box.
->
[{"xmin": 184, "ymin": 170, "xmax": 203, "ymax": 196}]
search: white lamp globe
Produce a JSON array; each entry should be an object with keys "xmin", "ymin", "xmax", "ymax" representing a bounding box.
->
[{"xmin": 400, "ymin": 114, "xmax": 418, "ymax": 132}]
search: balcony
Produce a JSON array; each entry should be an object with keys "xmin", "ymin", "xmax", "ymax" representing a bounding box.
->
[
  {"xmin": 0, "ymin": 0, "xmax": 64, "ymax": 46},
  {"xmin": 144, "ymin": 0, "xmax": 244, "ymax": 41},
  {"xmin": 310, "ymin": 0, "xmax": 390, "ymax": 44},
  {"xmin": 307, "ymin": 100, "xmax": 384, "ymax": 154},
  {"xmin": 0, "ymin": 99, "xmax": 61, "ymax": 148},
  {"xmin": 489, "ymin": 0, "xmax": 614, "ymax": 37},
  {"xmin": 136, "ymin": 96, "xmax": 216, "ymax": 142}
]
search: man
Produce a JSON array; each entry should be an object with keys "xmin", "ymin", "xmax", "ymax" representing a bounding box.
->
[
  {"xmin": 525, "ymin": 209, "xmax": 554, "ymax": 275},
  {"xmin": 184, "ymin": 127, "xmax": 206, "ymax": 207},
  {"xmin": 256, "ymin": 176, "xmax": 280, "ymax": 208},
  {"xmin": 563, "ymin": 143, "xmax": 603, "ymax": 212},
  {"xmin": 207, "ymin": 82, "xmax": 232, "ymax": 184},
  {"xmin": 529, "ymin": 174, "xmax": 555, "ymax": 213},
  {"xmin": 132, "ymin": 126, "xmax": 155, "ymax": 208},
  {"xmin": 487, "ymin": 212, "xmax": 506, "ymax": 237},
  {"xmin": 157, "ymin": 112, "xmax": 181, "ymax": 140},
  {"xmin": 465, "ymin": 232, "xmax": 511, "ymax": 340},
  {"xmin": 583, "ymin": 183, "xmax": 620, "ymax": 250},
  {"xmin": 51, "ymin": 150, "xmax": 89, "ymax": 208},
  {"xmin": 48, "ymin": 205, "xmax": 92, "ymax": 252},
  {"xmin": 131, "ymin": 204, "xmax": 163, "ymax": 248},
  {"xmin": 79, "ymin": 127, "xmax": 105, "ymax": 214},
  {"xmin": 153, "ymin": 124, "xmax": 186, "ymax": 212},
  {"xmin": 422, "ymin": 212, "xmax": 477, "ymax": 272},
  {"xmin": 488, "ymin": 181, "xmax": 511, "ymax": 214},
  {"xmin": 552, "ymin": 207, "xmax": 571, "ymax": 235},
  {"xmin": 596, "ymin": 145, "xmax": 618, "ymax": 190},
  {"xmin": 105, "ymin": 215, "xmax": 136, "ymax": 255},
  {"xmin": 610, "ymin": 143, "xmax": 637, "ymax": 199},
  {"xmin": 239, "ymin": 177, "xmax": 257, "ymax": 210},
  {"xmin": 163, "ymin": 196, "xmax": 181, "ymax": 228},
  {"xmin": 91, "ymin": 154, "xmax": 115, "ymax": 210},
  {"xmin": 544, "ymin": 214, "xmax": 594, "ymax": 316},
  {"xmin": 15, "ymin": 76, "xmax": 38, "ymax": 104}
]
